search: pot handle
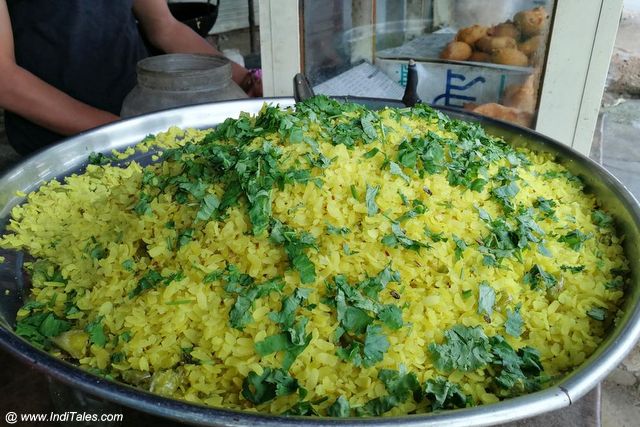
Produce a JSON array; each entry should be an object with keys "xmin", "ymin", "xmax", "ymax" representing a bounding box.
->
[{"xmin": 293, "ymin": 73, "xmax": 315, "ymax": 103}]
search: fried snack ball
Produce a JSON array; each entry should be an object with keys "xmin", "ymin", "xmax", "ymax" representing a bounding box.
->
[
  {"xmin": 502, "ymin": 75, "xmax": 537, "ymax": 113},
  {"xmin": 514, "ymin": 6, "xmax": 549, "ymax": 37},
  {"xmin": 491, "ymin": 48, "xmax": 529, "ymax": 67},
  {"xmin": 476, "ymin": 36, "xmax": 517, "ymax": 53},
  {"xmin": 467, "ymin": 102, "xmax": 534, "ymax": 128},
  {"xmin": 519, "ymin": 35, "xmax": 544, "ymax": 57},
  {"xmin": 488, "ymin": 21, "xmax": 521, "ymax": 40},
  {"xmin": 440, "ymin": 41, "xmax": 472, "ymax": 61},
  {"xmin": 469, "ymin": 51, "xmax": 491, "ymax": 62},
  {"xmin": 455, "ymin": 25, "xmax": 488, "ymax": 46}
]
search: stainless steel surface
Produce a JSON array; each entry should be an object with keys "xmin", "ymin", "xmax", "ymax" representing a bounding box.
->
[{"xmin": 0, "ymin": 98, "xmax": 638, "ymax": 426}]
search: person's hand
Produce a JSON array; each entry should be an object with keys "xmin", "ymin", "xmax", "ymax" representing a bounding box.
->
[{"xmin": 240, "ymin": 69, "xmax": 263, "ymax": 98}]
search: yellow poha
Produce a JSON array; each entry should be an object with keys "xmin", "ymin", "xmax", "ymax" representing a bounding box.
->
[{"xmin": 0, "ymin": 97, "xmax": 629, "ymax": 416}]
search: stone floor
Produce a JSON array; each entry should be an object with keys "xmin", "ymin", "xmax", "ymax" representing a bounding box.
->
[
  {"xmin": 599, "ymin": 100, "xmax": 640, "ymax": 427},
  {"xmin": 594, "ymin": 3, "xmax": 640, "ymax": 426}
]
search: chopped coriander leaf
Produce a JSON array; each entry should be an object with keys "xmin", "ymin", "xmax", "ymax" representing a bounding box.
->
[
  {"xmin": 121, "ymin": 259, "xmax": 135, "ymax": 271},
  {"xmin": 428, "ymin": 325, "xmax": 493, "ymax": 372},
  {"xmin": 21, "ymin": 300, "xmax": 45, "ymax": 311},
  {"xmin": 452, "ymin": 235, "xmax": 467, "ymax": 261},
  {"xmin": 489, "ymin": 335, "xmax": 545, "ymax": 393},
  {"xmin": 332, "ymin": 122, "xmax": 361, "ymax": 148},
  {"xmin": 350, "ymin": 184, "xmax": 359, "ymax": 200},
  {"xmin": 398, "ymin": 191, "xmax": 409, "ymax": 206},
  {"xmin": 87, "ymin": 152, "xmax": 114, "ymax": 165},
  {"xmin": 462, "ymin": 290, "xmax": 473, "ymax": 299},
  {"xmin": 491, "ymin": 182, "xmax": 520, "ymax": 213},
  {"xmin": 329, "ymin": 274, "xmax": 400, "ymax": 367},
  {"xmin": 339, "ymin": 306, "xmax": 373, "ymax": 335},
  {"xmin": 469, "ymin": 178, "xmax": 488, "ymax": 192},
  {"xmin": 424, "ymin": 377, "xmax": 469, "ymax": 410},
  {"xmin": 355, "ymin": 367, "xmax": 421, "ymax": 416},
  {"xmin": 378, "ymin": 304, "xmax": 404, "ymax": 330},
  {"xmin": 342, "ymin": 243, "xmax": 356, "ymax": 255},
  {"xmin": 304, "ymin": 151, "xmax": 333, "ymax": 169},
  {"xmin": 120, "ymin": 331, "xmax": 132, "ymax": 342},
  {"xmin": 88, "ymin": 243, "xmax": 106, "ymax": 260},
  {"xmin": 255, "ymin": 328, "xmax": 312, "ymax": 371},
  {"xmin": 397, "ymin": 199, "xmax": 427, "ymax": 222},
  {"xmin": 523, "ymin": 264, "xmax": 557, "ymax": 290},
  {"xmin": 397, "ymin": 140, "xmax": 418, "ymax": 170},
  {"xmin": 110, "ymin": 352, "xmax": 125, "ymax": 363},
  {"xmin": 363, "ymin": 148, "xmax": 379, "ymax": 159},
  {"xmin": 533, "ymin": 197, "xmax": 557, "ymax": 220},
  {"xmin": 558, "ymin": 229, "xmax": 590, "ymax": 251},
  {"xmin": 225, "ymin": 274, "xmax": 283, "ymax": 330},
  {"xmin": 328, "ymin": 396, "xmax": 351, "ymax": 417},
  {"xmin": 333, "ymin": 276, "xmax": 380, "ymax": 319},
  {"xmin": 177, "ymin": 228, "xmax": 194, "ymax": 248},
  {"xmin": 335, "ymin": 325, "xmax": 389, "ymax": 368},
  {"xmin": 365, "ymin": 184, "xmax": 380, "ymax": 216},
  {"xmin": 325, "ymin": 223, "xmax": 351, "ymax": 236},
  {"xmin": 592, "ymin": 209, "xmax": 614, "ymax": 228},
  {"xmin": 363, "ymin": 324, "xmax": 390, "ymax": 367},
  {"xmin": 514, "ymin": 207, "xmax": 545, "ymax": 248},
  {"xmin": 195, "ymin": 194, "xmax": 220, "ymax": 222},
  {"xmin": 505, "ymin": 304, "xmax": 524, "ymax": 337},
  {"xmin": 282, "ymin": 397, "xmax": 329, "ymax": 416},
  {"xmin": 542, "ymin": 170, "xmax": 583, "ymax": 187},
  {"xmin": 477, "ymin": 210, "xmax": 542, "ymax": 266},
  {"xmin": 129, "ymin": 270, "xmax": 166, "ymax": 298},
  {"xmin": 133, "ymin": 193, "xmax": 153, "ymax": 216},
  {"xmin": 587, "ymin": 307, "xmax": 606, "ymax": 321},
  {"xmin": 270, "ymin": 220, "xmax": 317, "ymax": 284},
  {"xmin": 241, "ymin": 367, "xmax": 300, "ymax": 404},
  {"xmin": 424, "ymin": 226, "xmax": 448, "ymax": 242},
  {"xmin": 357, "ymin": 264, "xmax": 401, "ymax": 301},
  {"xmin": 361, "ymin": 111, "xmax": 379, "ymax": 141},
  {"xmin": 382, "ymin": 222, "xmax": 430, "ymax": 252},
  {"xmin": 477, "ymin": 282, "xmax": 496, "ymax": 317},
  {"xmin": 269, "ymin": 288, "xmax": 312, "ymax": 329},
  {"xmin": 15, "ymin": 311, "xmax": 71, "ymax": 348},
  {"xmin": 605, "ymin": 277, "xmax": 624, "ymax": 290},
  {"xmin": 389, "ymin": 161, "xmax": 411, "ymax": 184},
  {"xmin": 537, "ymin": 242, "xmax": 552, "ymax": 257},
  {"xmin": 560, "ymin": 264, "xmax": 585, "ymax": 273},
  {"xmin": 85, "ymin": 316, "xmax": 107, "ymax": 347},
  {"xmin": 30, "ymin": 259, "xmax": 67, "ymax": 284}
]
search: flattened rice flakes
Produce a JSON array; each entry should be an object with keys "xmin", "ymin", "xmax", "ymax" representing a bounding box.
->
[{"xmin": 1, "ymin": 97, "xmax": 629, "ymax": 416}]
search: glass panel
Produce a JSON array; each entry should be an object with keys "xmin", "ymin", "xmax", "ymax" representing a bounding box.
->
[{"xmin": 301, "ymin": 0, "xmax": 556, "ymax": 129}]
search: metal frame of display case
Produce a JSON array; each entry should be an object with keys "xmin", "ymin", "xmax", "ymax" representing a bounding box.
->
[{"xmin": 258, "ymin": 0, "xmax": 624, "ymax": 155}]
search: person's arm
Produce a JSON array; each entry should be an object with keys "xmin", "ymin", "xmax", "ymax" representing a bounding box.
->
[
  {"xmin": 132, "ymin": 0, "xmax": 261, "ymax": 96},
  {"xmin": 0, "ymin": 0, "xmax": 118, "ymax": 136}
]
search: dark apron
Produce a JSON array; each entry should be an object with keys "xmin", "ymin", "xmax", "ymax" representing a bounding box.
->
[{"xmin": 5, "ymin": 0, "xmax": 149, "ymax": 155}]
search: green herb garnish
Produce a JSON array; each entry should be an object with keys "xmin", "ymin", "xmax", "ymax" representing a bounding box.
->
[
  {"xmin": 558, "ymin": 229, "xmax": 590, "ymax": 251},
  {"xmin": 477, "ymin": 282, "xmax": 496, "ymax": 318},
  {"xmin": 365, "ymin": 184, "xmax": 380, "ymax": 217}
]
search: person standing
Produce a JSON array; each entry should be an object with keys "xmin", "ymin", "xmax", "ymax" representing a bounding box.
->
[{"xmin": 0, "ymin": 0, "xmax": 261, "ymax": 155}]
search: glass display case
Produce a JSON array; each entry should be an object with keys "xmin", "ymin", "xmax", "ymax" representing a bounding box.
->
[{"xmin": 259, "ymin": 0, "xmax": 624, "ymax": 154}]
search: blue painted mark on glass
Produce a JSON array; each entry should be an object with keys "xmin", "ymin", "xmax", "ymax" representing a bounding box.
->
[
  {"xmin": 432, "ymin": 70, "xmax": 486, "ymax": 108},
  {"xmin": 399, "ymin": 64, "xmax": 408, "ymax": 87},
  {"xmin": 498, "ymin": 74, "xmax": 506, "ymax": 99}
]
